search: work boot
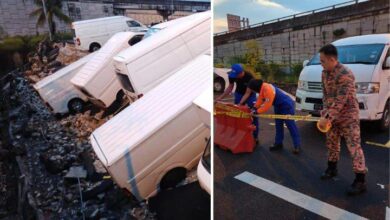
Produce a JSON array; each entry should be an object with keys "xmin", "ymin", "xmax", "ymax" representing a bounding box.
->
[
  {"xmin": 292, "ymin": 147, "xmax": 301, "ymax": 155},
  {"xmin": 320, "ymin": 161, "xmax": 338, "ymax": 180},
  {"xmin": 347, "ymin": 173, "xmax": 367, "ymax": 195},
  {"xmin": 269, "ymin": 143, "xmax": 283, "ymax": 151}
]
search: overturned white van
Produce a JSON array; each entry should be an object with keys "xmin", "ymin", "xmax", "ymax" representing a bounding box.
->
[
  {"xmin": 113, "ymin": 11, "xmax": 211, "ymax": 102},
  {"xmin": 193, "ymin": 88, "xmax": 212, "ymax": 195},
  {"xmin": 90, "ymin": 54, "xmax": 211, "ymax": 200},
  {"xmin": 34, "ymin": 52, "xmax": 96, "ymax": 114},
  {"xmin": 71, "ymin": 32, "xmax": 144, "ymax": 109}
]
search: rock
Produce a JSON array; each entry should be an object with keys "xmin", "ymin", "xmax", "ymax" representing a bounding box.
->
[
  {"xmin": 82, "ymin": 179, "xmax": 113, "ymax": 201},
  {"xmin": 65, "ymin": 166, "xmax": 87, "ymax": 180}
]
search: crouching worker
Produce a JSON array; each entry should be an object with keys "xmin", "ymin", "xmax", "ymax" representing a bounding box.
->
[
  {"xmin": 239, "ymin": 79, "xmax": 301, "ymax": 154},
  {"xmin": 216, "ymin": 64, "xmax": 259, "ymax": 143}
]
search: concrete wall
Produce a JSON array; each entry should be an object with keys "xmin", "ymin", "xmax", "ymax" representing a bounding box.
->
[
  {"xmin": 0, "ymin": 0, "xmax": 114, "ymax": 36},
  {"xmin": 0, "ymin": 0, "xmax": 207, "ymax": 37},
  {"xmin": 214, "ymin": 0, "xmax": 390, "ymax": 65},
  {"xmin": 124, "ymin": 9, "xmax": 193, "ymax": 25},
  {"xmin": 0, "ymin": 0, "xmax": 69, "ymax": 36}
]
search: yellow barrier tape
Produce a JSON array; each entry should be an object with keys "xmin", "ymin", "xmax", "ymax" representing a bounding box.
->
[
  {"xmin": 215, "ymin": 102, "xmax": 331, "ymax": 133},
  {"xmin": 365, "ymin": 141, "xmax": 390, "ymax": 149}
]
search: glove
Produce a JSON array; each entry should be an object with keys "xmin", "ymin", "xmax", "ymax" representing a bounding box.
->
[{"xmin": 251, "ymin": 108, "xmax": 257, "ymax": 115}]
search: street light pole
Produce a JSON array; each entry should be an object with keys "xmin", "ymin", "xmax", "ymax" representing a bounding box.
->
[{"xmin": 41, "ymin": 0, "xmax": 52, "ymax": 41}]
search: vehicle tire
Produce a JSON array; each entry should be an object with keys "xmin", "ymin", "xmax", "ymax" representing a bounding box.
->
[
  {"xmin": 116, "ymin": 90, "xmax": 125, "ymax": 101},
  {"xmin": 68, "ymin": 98, "xmax": 84, "ymax": 113},
  {"xmin": 214, "ymin": 77, "xmax": 225, "ymax": 93},
  {"xmin": 160, "ymin": 167, "xmax": 186, "ymax": 190},
  {"xmin": 89, "ymin": 43, "xmax": 101, "ymax": 52},
  {"xmin": 379, "ymin": 99, "xmax": 390, "ymax": 131}
]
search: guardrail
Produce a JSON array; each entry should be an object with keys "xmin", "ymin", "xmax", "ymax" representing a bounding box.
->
[{"xmin": 214, "ymin": 0, "xmax": 369, "ymax": 36}]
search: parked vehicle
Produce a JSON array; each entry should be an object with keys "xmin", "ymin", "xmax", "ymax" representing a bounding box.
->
[
  {"xmin": 296, "ymin": 34, "xmax": 390, "ymax": 130},
  {"xmin": 72, "ymin": 16, "xmax": 147, "ymax": 52},
  {"xmin": 213, "ymin": 67, "xmax": 230, "ymax": 93},
  {"xmin": 90, "ymin": 54, "xmax": 211, "ymax": 200},
  {"xmin": 113, "ymin": 11, "xmax": 211, "ymax": 102},
  {"xmin": 33, "ymin": 52, "xmax": 96, "ymax": 114},
  {"xmin": 71, "ymin": 32, "xmax": 144, "ymax": 109}
]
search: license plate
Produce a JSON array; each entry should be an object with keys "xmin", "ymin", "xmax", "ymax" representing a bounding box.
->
[{"xmin": 314, "ymin": 104, "xmax": 323, "ymax": 110}]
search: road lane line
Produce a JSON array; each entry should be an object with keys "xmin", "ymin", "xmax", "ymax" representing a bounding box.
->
[
  {"xmin": 235, "ymin": 171, "xmax": 368, "ymax": 220},
  {"xmin": 386, "ymin": 206, "xmax": 389, "ymax": 220}
]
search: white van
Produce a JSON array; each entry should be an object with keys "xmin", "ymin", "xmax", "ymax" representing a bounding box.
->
[
  {"xmin": 296, "ymin": 34, "xmax": 390, "ymax": 130},
  {"xmin": 71, "ymin": 32, "xmax": 144, "ymax": 109},
  {"xmin": 113, "ymin": 11, "xmax": 211, "ymax": 102},
  {"xmin": 72, "ymin": 16, "xmax": 148, "ymax": 52},
  {"xmin": 90, "ymin": 54, "xmax": 211, "ymax": 200},
  {"xmin": 143, "ymin": 13, "xmax": 204, "ymax": 39},
  {"xmin": 34, "ymin": 52, "xmax": 96, "ymax": 114},
  {"xmin": 193, "ymin": 88, "xmax": 212, "ymax": 195}
]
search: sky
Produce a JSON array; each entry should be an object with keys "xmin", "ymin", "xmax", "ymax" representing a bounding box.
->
[{"xmin": 213, "ymin": 0, "xmax": 358, "ymax": 33}]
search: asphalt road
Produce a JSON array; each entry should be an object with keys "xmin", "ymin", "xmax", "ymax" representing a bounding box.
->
[{"xmin": 214, "ymin": 98, "xmax": 389, "ymax": 220}]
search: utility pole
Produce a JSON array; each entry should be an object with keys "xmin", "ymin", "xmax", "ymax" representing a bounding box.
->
[{"xmin": 41, "ymin": 0, "xmax": 52, "ymax": 41}]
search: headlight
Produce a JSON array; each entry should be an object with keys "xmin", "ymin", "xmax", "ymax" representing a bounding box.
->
[
  {"xmin": 298, "ymin": 80, "xmax": 307, "ymax": 90},
  {"xmin": 355, "ymin": 82, "xmax": 380, "ymax": 94}
]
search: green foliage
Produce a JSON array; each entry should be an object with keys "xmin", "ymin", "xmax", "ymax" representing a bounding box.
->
[
  {"xmin": 54, "ymin": 32, "xmax": 73, "ymax": 41},
  {"xmin": 30, "ymin": 0, "xmax": 72, "ymax": 34},
  {"xmin": 0, "ymin": 37, "xmax": 25, "ymax": 52},
  {"xmin": 333, "ymin": 28, "xmax": 346, "ymax": 37}
]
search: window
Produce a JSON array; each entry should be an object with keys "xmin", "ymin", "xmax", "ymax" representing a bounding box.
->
[
  {"xmin": 103, "ymin": 6, "xmax": 109, "ymax": 14},
  {"xmin": 128, "ymin": 35, "xmax": 143, "ymax": 46},
  {"xmin": 68, "ymin": 3, "xmax": 81, "ymax": 20},
  {"xmin": 308, "ymin": 44, "xmax": 385, "ymax": 66},
  {"xmin": 127, "ymin": 20, "xmax": 141, "ymax": 27}
]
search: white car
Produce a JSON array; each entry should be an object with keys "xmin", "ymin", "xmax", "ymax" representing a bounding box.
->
[
  {"xmin": 213, "ymin": 67, "xmax": 230, "ymax": 93},
  {"xmin": 296, "ymin": 34, "xmax": 390, "ymax": 130}
]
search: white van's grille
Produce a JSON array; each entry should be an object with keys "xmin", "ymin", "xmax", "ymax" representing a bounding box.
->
[{"xmin": 307, "ymin": 82, "xmax": 322, "ymax": 92}]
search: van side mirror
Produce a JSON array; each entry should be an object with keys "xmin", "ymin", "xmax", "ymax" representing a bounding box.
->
[
  {"xmin": 384, "ymin": 57, "xmax": 390, "ymax": 69},
  {"xmin": 303, "ymin": 60, "xmax": 309, "ymax": 67}
]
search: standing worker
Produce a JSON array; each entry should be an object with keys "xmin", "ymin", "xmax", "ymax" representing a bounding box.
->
[
  {"xmin": 216, "ymin": 64, "xmax": 259, "ymax": 143},
  {"xmin": 317, "ymin": 44, "xmax": 367, "ymax": 195},
  {"xmin": 239, "ymin": 79, "xmax": 301, "ymax": 154}
]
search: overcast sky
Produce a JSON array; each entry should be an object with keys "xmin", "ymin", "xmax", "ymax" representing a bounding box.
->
[{"xmin": 214, "ymin": 0, "xmax": 357, "ymax": 33}]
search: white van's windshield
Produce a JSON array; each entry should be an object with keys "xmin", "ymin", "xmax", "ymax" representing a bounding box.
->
[
  {"xmin": 308, "ymin": 44, "xmax": 385, "ymax": 65},
  {"xmin": 143, "ymin": 28, "xmax": 161, "ymax": 39}
]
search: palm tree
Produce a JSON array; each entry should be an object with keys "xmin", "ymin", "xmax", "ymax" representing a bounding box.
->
[{"xmin": 30, "ymin": 0, "xmax": 72, "ymax": 36}]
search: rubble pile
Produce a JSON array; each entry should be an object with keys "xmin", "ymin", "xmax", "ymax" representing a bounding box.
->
[
  {"xmin": 24, "ymin": 41, "xmax": 88, "ymax": 83},
  {"xmin": 60, "ymin": 110, "xmax": 108, "ymax": 140},
  {"xmin": 3, "ymin": 72, "xmax": 156, "ymax": 219}
]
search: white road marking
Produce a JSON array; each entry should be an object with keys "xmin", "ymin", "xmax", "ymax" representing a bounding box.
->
[
  {"xmin": 235, "ymin": 171, "xmax": 368, "ymax": 220},
  {"xmin": 376, "ymin": 183, "xmax": 385, "ymax": 189},
  {"xmin": 386, "ymin": 206, "xmax": 390, "ymax": 220}
]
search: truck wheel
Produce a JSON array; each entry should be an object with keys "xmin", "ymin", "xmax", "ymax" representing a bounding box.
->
[
  {"xmin": 379, "ymin": 100, "xmax": 390, "ymax": 131},
  {"xmin": 89, "ymin": 43, "xmax": 101, "ymax": 52},
  {"xmin": 116, "ymin": 90, "xmax": 125, "ymax": 101},
  {"xmin": 214, "ymin": 77, "xmax": 225, "ymax": 93},
  {"xmin": 160, "ymin": 167, "xmax": 186, "ymax": 190},
  {"xmin": 68, "ymin": 98, "xmax": 84, "ymax": 113}
]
